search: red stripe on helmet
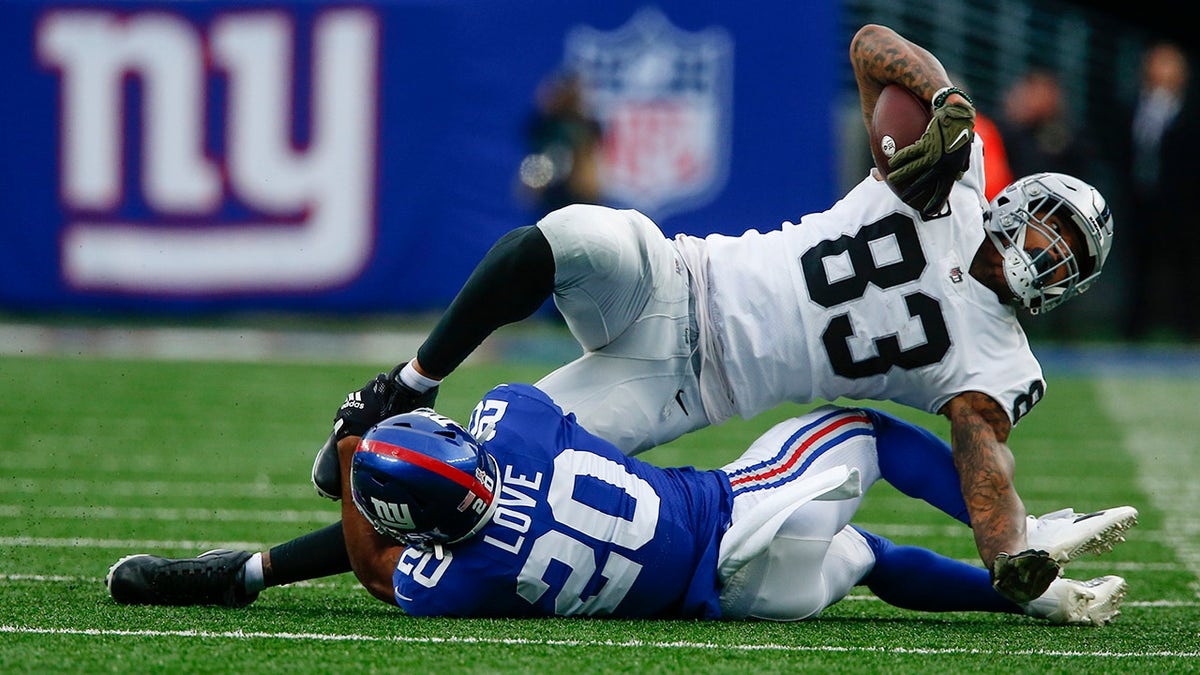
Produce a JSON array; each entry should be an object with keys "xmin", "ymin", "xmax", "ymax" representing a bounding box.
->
[{"xmin": 360, "ymin": 439, "xmax": 494, "ymax": 503}]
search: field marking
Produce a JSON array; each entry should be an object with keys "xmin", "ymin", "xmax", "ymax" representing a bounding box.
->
[
  {"xmin": 0, "ymin": 323, "xmax": 429, "ymax": 365},
  {"xmin": 0, "ymin": 536, "xmax": 273, "ymax": 551},
  {"xmin": 1097, "ymin": 378, "xmax": 1200, "ymax": 597},
  {"xmin": 0, "ymin": 574, "xmax": 349, "ymax": 589},
  {"xmin": 1, "ymin": 478, "xmax": 315, "ymax": 500},
  {"xmin": 2, "ymin": 625, "xmax": 1196, "ymax": 658},
  {"xmin": 0, "ymin": 453, "xmax": 305, "ymax": 476},
  {"xmin": 0, "ymin": 505, "xmax": 336, "ymax": 524}
]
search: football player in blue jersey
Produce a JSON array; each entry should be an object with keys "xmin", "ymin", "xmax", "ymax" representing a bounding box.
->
[{"xmin": 108, "ymin": 384, "xmax": 1132, "ymax": 625}]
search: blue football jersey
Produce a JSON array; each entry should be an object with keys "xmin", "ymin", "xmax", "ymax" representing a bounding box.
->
[{"xmin": 392, "ymin": 383, "xmax": 732, "ymax": 619}]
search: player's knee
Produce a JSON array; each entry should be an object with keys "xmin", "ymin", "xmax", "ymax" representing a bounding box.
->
[
  {"xmin": 743, "ymin": 536, "xmax": 836, "ymax": 621},
  {"xmin": 536, "ymin": 204, "xmax": 640, "ymax": 278},
  {"xmin": 536, "ymin": 204, "xmax": 618, "ymax": 243},
  {"xmin": 750, "ymin": 579, "xmax": 829, "ymax": 621}
]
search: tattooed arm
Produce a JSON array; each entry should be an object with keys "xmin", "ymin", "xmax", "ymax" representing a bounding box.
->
[
  {"xmin": 849, "ymin": 24, "xmax": 968, "ymax": 136},
  {"xmin": 940, "ymin": 392, "xmax": 1060, "ymax": 602},
  {"xmin": 939, "ymin": 392, "xmax": 1027, "ymax": 568}
]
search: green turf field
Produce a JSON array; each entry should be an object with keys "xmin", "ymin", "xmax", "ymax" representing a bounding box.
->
[{"xmin": 2, "ymin": 354, "xmax": 1198, "ymax": 672}]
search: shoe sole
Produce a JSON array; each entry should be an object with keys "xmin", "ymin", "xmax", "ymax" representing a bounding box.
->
[
  {"xmin": 1057, "ymin": 507, "xmax": 1139, "ymax": 563},
  {"xmin": 105, "ymin": 553, "xmax": 150, "ymax": 593},
  {"xmin": 1086, "ymin": 577, "xmax": 1128, "ymax": 626}
]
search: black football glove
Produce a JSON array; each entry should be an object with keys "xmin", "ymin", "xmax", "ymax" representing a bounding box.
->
[
  {"xmin": 332, "ymin": 364, "xmax": 440, "ymax": 441},
  {"xmin": 991, "ymin": 549, "xmax": 1061, "ymax": 604},
  {"xmin": 314, "ymin": 364, "xmax": 440, "ymax": 500},
  {"xmin": 887, "ymin": 100, "xmax": 975, "ymax": 217}
]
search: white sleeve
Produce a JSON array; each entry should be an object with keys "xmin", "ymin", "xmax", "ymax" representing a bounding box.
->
[{"xmin": 959, "ymin": 135, "xmax": 988, "ymax": 202}]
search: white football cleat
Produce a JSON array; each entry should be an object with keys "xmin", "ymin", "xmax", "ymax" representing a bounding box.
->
[
  {"xmin": 1025, "ymin": 506, "xmax": 1138, "ymax": 564},
  {"xmin": 1022, "ymin": 575, "xmax": 1127, "ymax": 625}
]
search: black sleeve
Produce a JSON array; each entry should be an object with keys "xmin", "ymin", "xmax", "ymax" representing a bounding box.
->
[{"xmin": 416, "ymin": 225, "xmax": 555, "ymax": 377}]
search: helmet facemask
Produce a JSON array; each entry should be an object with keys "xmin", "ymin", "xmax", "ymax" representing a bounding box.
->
[{"xmin": 985, "ymin": 173, "xmax": 1113, "ymax": 315}]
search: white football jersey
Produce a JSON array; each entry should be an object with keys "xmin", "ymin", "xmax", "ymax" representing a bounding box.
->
[{"xmin": 675, "ymin": 138, "xmax": 1045, "ymax": 426}]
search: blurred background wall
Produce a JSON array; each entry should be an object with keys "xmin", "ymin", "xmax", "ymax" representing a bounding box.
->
[{"xmin": 0, "ymin": 0, "xmax": 1190, "ymax": 342}]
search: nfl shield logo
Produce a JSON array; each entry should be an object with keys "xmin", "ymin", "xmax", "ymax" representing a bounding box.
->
[{"xmin": 565, "ymin": 9, "xmax": 733, "ymax": 218}]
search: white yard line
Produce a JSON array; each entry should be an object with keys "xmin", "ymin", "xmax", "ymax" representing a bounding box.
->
[
  {"xmin": 0, "ymin": 625, "xmax": 1196, "ymax": 658},
  {"xmin": 1097, "ymin": 378, "xmax": 1200, "ymax": 598},
  {"xmin": 0, "ymin": 505, "xmax": 335, "ymax": 523},
  {"xmin": 0, "ymin": 478, "xmax": 315, "ymax": 499},
  {"xmin": 0, "ymin": 323, "xmax": 429, "ymax": 365}
]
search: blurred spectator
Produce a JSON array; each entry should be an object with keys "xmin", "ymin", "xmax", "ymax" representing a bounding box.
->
[
  {"xmin": 1120, "ymin": 41, "xmax": 1200, "ymax": 341},
  {"xmin": 517, "ymin": 70, "xmax": 604, "ymax": 217},
  {"xmin": 999, "ymin": 69, "xmax": 1097, "ymax": 181},
  {"xmin": 997, "ymin": 69, "xmax": 1108, "ymax": 340}
]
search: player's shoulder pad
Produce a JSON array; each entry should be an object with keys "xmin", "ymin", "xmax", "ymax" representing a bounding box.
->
[{"xmin": 485, "ymin": 383, "xmax": 564, "ymax": 413}]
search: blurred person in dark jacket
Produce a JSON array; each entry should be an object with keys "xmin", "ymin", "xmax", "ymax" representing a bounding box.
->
[
  {"xmin": 1000, "ymin": 69, "xmax": 1098, "ymax": 181},
  {"xmin": 1121, "ymin": 41, "xmax": 1200, "ymax": 341},
  {"xmin": 518, "ymin": 70, "xmax": 604, "ymax": 217}
]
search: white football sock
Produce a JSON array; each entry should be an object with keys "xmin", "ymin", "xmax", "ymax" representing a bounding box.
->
[{"xmin": 243, "ymin": 552, "xmax": 266, "ymax": 593}]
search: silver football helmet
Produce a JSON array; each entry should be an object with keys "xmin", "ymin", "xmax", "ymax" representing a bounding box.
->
[{"xmin": 985, "ymin": 172, "xmax": 1114, "ymax": 314}]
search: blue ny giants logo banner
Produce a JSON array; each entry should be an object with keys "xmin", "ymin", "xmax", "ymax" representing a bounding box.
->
[
  {"xmin": 565, "ymin": 10, "xmax": 733, "ymax": 218},
  {"xmin": 37, "ymin": 8, "xmax": 379, "ymax": 295}
]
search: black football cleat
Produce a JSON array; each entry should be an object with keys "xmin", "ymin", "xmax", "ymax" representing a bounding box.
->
[{"xmin": 106, "ymin": 549, "xmax": 258, "ymax": 608}]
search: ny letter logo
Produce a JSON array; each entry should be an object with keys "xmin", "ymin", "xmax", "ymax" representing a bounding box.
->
[
  {"xmin": 37, "ymin": 9, "xmax": 379, "ymax": 294},
  {"xmin": 371, "ymin": 497, "xmax": 417, "ymax": 531}
]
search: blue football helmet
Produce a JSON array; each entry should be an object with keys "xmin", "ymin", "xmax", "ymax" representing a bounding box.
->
[
  {"xmin": 985, "ymin": 172, "xmax": 1114, "ymax": 314},
  {"xmin": 350, "ymin": 409, "xmax": 501, "ymax": 549}
]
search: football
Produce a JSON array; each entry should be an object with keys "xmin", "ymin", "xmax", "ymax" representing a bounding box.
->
[{"xmin": 869, "ymin": 83, "xmax": 931, "ymax": 185}]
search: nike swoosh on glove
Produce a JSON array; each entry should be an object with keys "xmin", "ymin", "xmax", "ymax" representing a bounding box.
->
[{"xmin": 887, "ymin": 101, "xmax": 976, "ymax": 217}]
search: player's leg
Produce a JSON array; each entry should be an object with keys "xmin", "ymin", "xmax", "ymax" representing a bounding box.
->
[
  {"xmin": 853, "ymin": 525, "xmax": 1016, "ymax": 613},
  {"xmin": 720, "ymin": 407, "xmax": 991, "ymax": 620},
  {"xmin": 111, "ymin": 436, "xmax": 397, "ymax": 607},
  {"xmin": 865, "ymin": 408, "xmax": 1140, "ymax": 559},
  {"xmin": 107, "ymin": 522, "xmax": 349, "ymax": 607},
  {"xmin": 720, "ymin": 520, "xmax": 1127, "ymax": 625},
  {"xmin": 720, "ymin": 525, "xmax": 875, "ymax": 621},
  {"xmin": 534, "ymin": 204, "xmax": 705, "ymax": 454},
  {"xmin": 854, "ymin": 526, "xmax": 1128, "ymax": 625},
  {"xmin": 415, "ymin": 225, "xmax": 555, "ymax": 379},
  {"xmin": 722, "ymin": 406, "xmax": 882, "ymax": 527},
  {"xmin": 863, "ymin": 408, "xmax": 970, "ymax": 524},
  {"xmin": 415, "ymin": 202, "xmax": 681, "ymax": 387},
  {"xmin": 717, "ymin": 407, "xmax": 882, "ymax": 620}
]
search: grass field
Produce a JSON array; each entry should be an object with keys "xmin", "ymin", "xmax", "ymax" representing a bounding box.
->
[{"xmin": 2, "ymin": 351, "xmax": 1199, "ymax": 672}]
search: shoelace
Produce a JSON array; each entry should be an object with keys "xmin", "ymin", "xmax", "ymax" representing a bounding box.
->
[{"xmin": 149, "ymin": 557, "xmax": 242, "ymax": 605}]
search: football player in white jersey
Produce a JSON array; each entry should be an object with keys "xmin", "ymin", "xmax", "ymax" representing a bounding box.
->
[{"xmin": 306, "ymin": 24, "xmax": 1115, "ymax": 604}]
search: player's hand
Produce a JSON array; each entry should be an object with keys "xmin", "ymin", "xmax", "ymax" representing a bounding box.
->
[
  {"xmin": 887, "ymin": 100, "xmax": 975, "ymax": 216},
  {"xmin": 991, "ymin": 549, "xmax": 1060, "ymax": 604},
  {"xmin": 332, "ymin": 364, "xmax": 439, "ymax": 440}
]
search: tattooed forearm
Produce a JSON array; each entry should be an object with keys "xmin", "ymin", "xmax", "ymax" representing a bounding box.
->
[
  {"xmin": 850, "ymin": 24, "xmax": 951, "ymax": 100},
  {"xmin": 943, "ymin": 393, "xmax": 1026, "ymax": 570},
  {"xmin": 850, "ymin": 24, "xmax": 954, "ymax": 132}
]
